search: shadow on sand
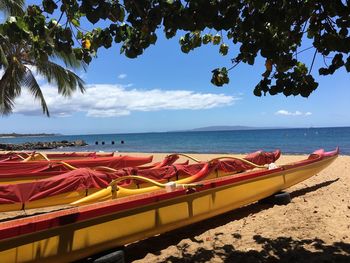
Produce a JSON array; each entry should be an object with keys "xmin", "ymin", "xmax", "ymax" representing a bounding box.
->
[
  {"xmin": 124, "ymin": 178, "xmax": 346, "ymax": 262},
  {"xmin": 156, "ymin": 235, "xmax": 350, "ymax": 263}
]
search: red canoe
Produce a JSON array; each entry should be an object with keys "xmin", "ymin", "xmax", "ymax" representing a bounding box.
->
[
  {"xmin": 0, "ymin": 148, "xmax": 338, "ymax": 263},
  {"xmin": 0, "ymin": 151, "xmax": 114, "ymax": 162},
  {"xmin": 0, "ymin": 155, "xmax": 153, "ymax": 176},
  {"xmin": 0, "ymin": 150, "xmax": 280, "ymax": 211}
]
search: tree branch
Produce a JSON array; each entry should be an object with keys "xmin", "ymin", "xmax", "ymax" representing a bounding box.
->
[{"xmin": 309, "ymin": 49, "xmax": 317, "ymax": 74}]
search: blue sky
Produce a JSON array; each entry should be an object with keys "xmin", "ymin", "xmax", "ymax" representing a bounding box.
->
[{"xmin": 1, "ymin": 3, "xmax": 349, "ymax": 134}]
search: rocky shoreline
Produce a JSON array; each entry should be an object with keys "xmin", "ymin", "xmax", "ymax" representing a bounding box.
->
[{"xmin": 0, "ymin": 140, "xmax": 87, "ymax": 151}]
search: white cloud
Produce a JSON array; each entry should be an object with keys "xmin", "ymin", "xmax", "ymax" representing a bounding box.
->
[
  {"xmin": 79, "ymin": 71, "xmax": 88, "ymax": 81},
  {"xmin": 275, "ymin": 110, "xmax": 312, "ymax": 116},
  {"xmin": 13, "ymin": 84, "xmax": 237, "ymax": 117},
  {"xmin": 118, "ymin": 74, "xmax": 127, "ymax": 79},
  {"xmin": 123, "ymin": 83, "xmax": 133, "ymax": 88}
]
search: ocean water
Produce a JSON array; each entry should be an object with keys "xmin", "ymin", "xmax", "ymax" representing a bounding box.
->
[{"xmin": 0, "ymin": 127, "xmax": 349, "ymax": 155}]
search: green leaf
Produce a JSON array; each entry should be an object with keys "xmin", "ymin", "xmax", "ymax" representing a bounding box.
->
[
  {"xmin": 345, "ymin": 57, "xmax": 350, "ymax": 72},
  {"xmin": 118, "ymin": 7, "xmax": 125, "ymax": 22},
  {"xmin": 211, "ymin": 67, "xmax": 229, "ymax": 86},
  {"xmin": 83, "ymin": 53, "xmax": 92, "ymax": 64},
  {"xmin": 42, "ymin": 0, "xmax": 58, "ymax": 14},
  {"xmin": 202, "ymin": 34, "xmax": 212, "ymax": 44},
  {"xmin": 219, "ymin": 44, "xmax": 228, "ymax": 56},
  {"xmin": 71, "ymin": 18, "xmax": 80, "ymax": 27},
  {"xmin": 253, "ymin": 87, "xmax": 262, "ymax": 97},
  {"xmin": 86, "ymin": 10, "xmax": 100, "ymax": 24},
  {"xmin": 296, "ymin": 62, "xmax": 308, "ymax": 75},
  {"xmin": 77, "ymin": 31, "xmax": 83, "ymax": 40},
  {"xmin": 212, "ymin": 34, "xmax": 221, "ymax": 45},
  {"xmin": 149, "ymin": 33, "xmax": 157, "ymax": 44}
]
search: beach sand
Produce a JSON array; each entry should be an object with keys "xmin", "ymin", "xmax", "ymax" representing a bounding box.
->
[
  {"xmin": 114, "ymin": 152, "xmax": 350, "ymax": 263},
  {"xmin": 0, "ymin": 151, "xmax": 348, "ymax": 262}
]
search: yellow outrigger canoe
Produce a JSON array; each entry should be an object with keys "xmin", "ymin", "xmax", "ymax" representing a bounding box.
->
[
  {"xmin": 0, "ymin": 148, "xmax": 338, "ymax": 263},
  {"xmin": 0, "ymin": 150, "xmax": 280, "ymax": 211}
]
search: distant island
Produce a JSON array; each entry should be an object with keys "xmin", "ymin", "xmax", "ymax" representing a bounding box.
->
[
  {"xmin": 188, "ymin": 126, "xmax": 284, "ymax": 132},
  {"xmin": 0, "ymin": 133, "xmax": 59, "ymax": 138}
]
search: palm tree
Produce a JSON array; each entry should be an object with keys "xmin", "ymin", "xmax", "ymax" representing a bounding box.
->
[
  {"xmin": 0, "ymin": 0, "xmax": 24, "ymax": 16},
  {"xmin": 0, "ymin": 1, "xmax": 86, "ymax": 116}
]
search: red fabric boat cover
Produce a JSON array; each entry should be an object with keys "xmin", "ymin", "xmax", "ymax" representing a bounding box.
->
[
  {"xmin": 0, "ymin": 156, "xmax": 185, "ymax": 179},
  {"xmin": 0, "ymin": 162, "xmax": 70, "ymax": 176},
  {"xmin": 137, "ymin": 154, "xmax": 181, "ymax": 170},
  {"xmin": 0, "ymin": 152, "xmax": 115, "ymax": 162},
  {"xmin": 0, "ymin": 152, "xmax": 31, "ymax": 162},
  {"xmin": 0, "ymin": 169, "xmax": 120, "ymax": 204},
  {"xmin": 245, "ymin": 149, "xmax": 281, "ymax": 165},
  {"xmin": 312, "ymin": 147, "xmax": 339, "ymax": 157},
  {"xmin": 218, "ymin": 149, "xmax": 281, "ymax": 173},
  {"xmin": 0, "ymin": 165, "xmax": 203, "ymax": 204},
  {"xmin": 0, "ymin": 157, "xmax": 20, "ymax": 162},
  {"xmin": 0, "ymin": 150, "xmax": 281, "ymax": 205},
  {"xmin": 0, "ymin": 151, "xmax": 113, "ymax": 159},
  {"xmin": 0, "ymin": 168, "xmax": 74, "ymax": 179},
  {"xmin": 131, "ymin": 150, "xmax": 281, "ymax": 184},
  {"xmin": 0, "ymin": 155, "xmax": 153, "ymax": 176}
]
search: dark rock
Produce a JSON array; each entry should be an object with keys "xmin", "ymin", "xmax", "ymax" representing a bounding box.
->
[
  {"xmin": 74, "ymin": 140, "xmax": 87, "ymax": 146},
  {"xmin": 0, "ymin": 140, "xmax": 88, "ymax": 150}
]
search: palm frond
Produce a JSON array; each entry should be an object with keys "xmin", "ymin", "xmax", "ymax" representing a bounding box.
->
[
  {"xmin": 0, "ymin": 58, "xmax": 25, "ymax": 115},
  {"xmin": 36, "ymin": 60, "xmax": 85, "ymax": 96},
  {"xmin": 0, "ymin": 44, "xmax": 8, "ymax": 68},
  {"xmin": 51, "ymin": 51, "xmax": 87, "ymax": 71},
  {"xmin": 0, "ymin": 34, "xmax": 11, "ymax": 68},
  {"xmin": 22, "ymin": 66, "xmax": 50, "ymax": 116},
  {"xmin": 0, "ymin": 0, "xmax": 24, "ymax": 16}
]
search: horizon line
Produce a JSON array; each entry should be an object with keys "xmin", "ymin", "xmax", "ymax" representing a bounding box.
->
[{"xmin": 2, "ymin": 125, "xmax": 347, "ymax": 137}]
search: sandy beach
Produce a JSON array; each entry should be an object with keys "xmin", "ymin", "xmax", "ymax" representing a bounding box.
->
[
  {"xmin": 112, "ymin": 152, "xmax": 350, "ymax": 263},
  {"xmin": 0, "ymin": 151, "xmax": 348, "ymax": 262}
]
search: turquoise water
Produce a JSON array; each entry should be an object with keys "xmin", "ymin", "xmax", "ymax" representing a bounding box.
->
[{"xmin": 0, "ymin": 127, "xmax": 348, "ymax": 155}]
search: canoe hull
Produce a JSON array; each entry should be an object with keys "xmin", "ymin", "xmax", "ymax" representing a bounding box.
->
[{"xmin": 0, "ymin": 153, "xmax": 337, "ymax": 263}]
